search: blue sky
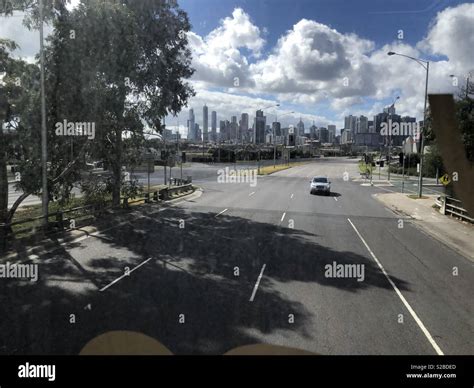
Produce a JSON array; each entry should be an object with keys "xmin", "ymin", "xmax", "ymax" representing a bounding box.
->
[
  {"xmin": 173, "ymin": 0, "xmax": 472, "ymax": 132},
  {"xmin": 1, "ymin": 0, "xmax": 471, "ymax": 133},
  {"xmin": 182, "ymin": 0, "xmax": 463, "ymax": 50}
]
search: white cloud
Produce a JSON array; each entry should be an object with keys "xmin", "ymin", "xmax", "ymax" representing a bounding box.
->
[
  {"xmin": 188, "ymin": 8, "xmax": 265, "ymax": 88},
  {"xmin": 418, "ymin": 3, "xmax": 474, "ymax": 72},
  {"xmin": 2, "ymin": 3, "xmax": 473, "ymax": 126}
]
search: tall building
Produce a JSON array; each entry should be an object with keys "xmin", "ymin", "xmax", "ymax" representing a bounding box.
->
[
  {"xmin": 344, "ymin": 115, "xmax": 357, "ymax": 132},
  {"xmin": 219, "ymin": 120, "xmax": 226, "ymax": 142},
  {"xmin": 231, "ymin": 116, "xmax": 238, "ymax": 141},
  {"xmin": 255, "ymin": 110, "xmax": 266, "ymax": 144},
  {"xmin": 211, "ymin": 111, "xmax": 217, "ymax": 142},
  {"xmin": 309, "ymin": 123, "xmax": 318, "ymax": 140},
  {"xmin": 202, "ymin": 105, "xmax": 208, "ymax": 142},
  {"xmin": 355, "ymin": 115, "xmax": 368, "ymax": 134},
  {"xmin": 318, "ymin": 127, "xmax": 329, "ymax": 143},
  {"xmin": 296, "ymin": 118, "xmax": 305, "ymax": 137},
  {"xmin": 194, "ymin": 123, "xmax": 201, "ymax": 141},
  {"xmin": 239, "ymin": 113, "xmax": 249, "ymax": 143},
  {"xmin": 328, "ymin": 124, "xmax": 336, "ymax": 143},
  {"xmin": 272, "ymin": 122, "xmax": 281, "ymax": 136},
  {"xmin": 187, "ymin": 108, "xmax": 195, "ymax": 140},
  {"xmin": 341, "ymin": 129, "xmax": 353, "ymax": 144}
]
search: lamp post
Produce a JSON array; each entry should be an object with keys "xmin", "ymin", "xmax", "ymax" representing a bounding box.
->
[
  {"xmin": 39, "ymin": 0, "xmax": 48, "ymax": 227},
  {"xmin": 388, "ymin": 52, "xmax": 429, "ymax": 198}
]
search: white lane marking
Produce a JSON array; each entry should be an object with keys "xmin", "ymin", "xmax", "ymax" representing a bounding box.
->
[
  {"xmin": 290, "ymin": 193, "xmax": 294, "ymax": 199},
  {"xmin": 249, "ymin": 264, "xmax": 266, "ymax": 302},
  {"xmin": 216, "ymin": 208, "xmax": 228, "ymax": 217},
  {"xmin": 334, "ymin": 197, "xmax": 338, "ymax": 201},
  {"xmin": 347, "ymin": 218, "xmax": 444, "ymax": 356},
  {"xmin": 280, "ymin": 212, "xmax": 286, "ymax": 222},
  {"xmin": 249, "ymin": 192, "xmax": 256, "ymax": 197},
  {"xmin": 99, "ymin": 257, "xmax": 152, "ymax": 292}
]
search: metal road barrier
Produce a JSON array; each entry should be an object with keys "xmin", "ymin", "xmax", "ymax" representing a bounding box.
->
[
  {"xmin": 0, "ymin": 184, "xmax": 195, "ymax": 247},
  {"xmin": 436, "ymin": 196, "xmax": 473, "ymax": 223}
]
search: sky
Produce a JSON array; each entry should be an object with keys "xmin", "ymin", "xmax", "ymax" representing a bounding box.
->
[{"xmin": 1, "ymin": 0, "xmax": 473, "ymax": 135}]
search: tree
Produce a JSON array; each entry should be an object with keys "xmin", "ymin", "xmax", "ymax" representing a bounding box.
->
[
  {"xmin": 0, "ymin": 39, "xmax": 43, "ymax": 228},
  {"xmin": 45, "ymin": 0, "xmax": 195, "ymax": 206}
]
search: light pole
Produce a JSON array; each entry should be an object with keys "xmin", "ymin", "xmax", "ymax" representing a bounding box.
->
[
  {"xmin": 39, "ymin": 0, "xmax": 48, "ymax": 227},
  {"xmin": 388, "ymin": 52, "xmax": 429, "ymax": 198}
]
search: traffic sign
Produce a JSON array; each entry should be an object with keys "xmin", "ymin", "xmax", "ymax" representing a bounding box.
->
[{"xmin": 440, "ymin": 173, "xmax": 451, "ymax": 186}]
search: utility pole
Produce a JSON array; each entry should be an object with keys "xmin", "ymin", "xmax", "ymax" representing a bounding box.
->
[
  {"xmin": 39, "ymin": 0, "xmax": 48, "ymax": 228},
  {"xmin": 418, "ymin": 61, "xmax": 429, "ymax": 198}
]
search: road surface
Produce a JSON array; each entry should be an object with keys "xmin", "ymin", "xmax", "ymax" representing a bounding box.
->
[{"xmin": 1, "ymin": 158, "xmax": 472, "ymax": 355}]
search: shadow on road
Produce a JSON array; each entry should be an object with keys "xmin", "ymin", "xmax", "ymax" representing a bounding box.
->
[{"xmin": 0, "ymin": 203, "xmax": 410, "ymax": 355}]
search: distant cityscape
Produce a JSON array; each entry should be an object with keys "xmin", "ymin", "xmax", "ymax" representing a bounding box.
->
[{"xmin": 163, "ymin": 103, "xmax": 420, "ymax": 152}]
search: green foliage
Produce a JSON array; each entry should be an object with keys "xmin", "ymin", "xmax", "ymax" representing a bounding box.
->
[{"xmin": 44, "ymin": 0, "xmax": 195, "ymax": 206}]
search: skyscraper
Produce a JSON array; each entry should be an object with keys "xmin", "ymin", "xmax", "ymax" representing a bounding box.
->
[
  {"xmin": 231, "ymin": 116, "xmax": 238, "ymax": 141},
  {"xmin": 240, "ymin": 113, "xmax": 249, "ymax": 142},
  {"xmin": 211, "ymin": 111, "xmax": 217, "ymax": 142},
  {"xmin": 328, "ymin": 124, "xmax": 336, "ymax": 143},
  {"xmin": 355, "ymin": 116, "xmax": 368, "ymax": 133},
  {"xmin": 195, "ymin": 123, "xmax": 201, "ymax": 141},
  {"xmin": 203, "ymin": 105, "xmax": 208, "ymax": 142},
  {"xmin": 188, "ymin": 108, "xmax": 195, "ymax": 140},
  {"xmin": 255, "ymin": 110, "xmax": 266, "ymax": 144},
  {"xmin": 344, "ymin": 115, "xmax": 357, "ymax": 132},
  {"xmin": 296, "ymin": 118, "xmax": 305, "ymax": 136}
]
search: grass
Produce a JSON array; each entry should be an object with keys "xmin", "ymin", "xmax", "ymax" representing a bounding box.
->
[
  {"xmin": 11, "ymin": 196, "xmax": 93, "ymax": 238},
  {"xmin": 358, "ymin": 160, "xmax": 373, "ymax": 174},
  {"xmin": 258, "ymin": 161, "xmax": 310, "ymax": 175}
]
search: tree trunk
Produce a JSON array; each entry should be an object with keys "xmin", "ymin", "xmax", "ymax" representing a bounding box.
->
[
  {"xmin": 111, "ymin": 127, "xmax": 122, "ymax": 207},
  {"xmin": 0, "ymin": 127, "xmax": 9, "ymax": 225}
]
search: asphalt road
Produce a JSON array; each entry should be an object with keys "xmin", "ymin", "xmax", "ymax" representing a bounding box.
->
[{"xmin": 1, "ymin": 157, "xmax": 472, "ymax": 355}]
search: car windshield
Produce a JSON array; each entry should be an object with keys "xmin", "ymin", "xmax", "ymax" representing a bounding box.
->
[{"xmin": 0, "ymin": 1, "xmax": 473, "ymax": 376}]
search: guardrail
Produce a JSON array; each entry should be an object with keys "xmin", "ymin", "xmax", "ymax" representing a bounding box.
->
[
  {"xmin": 436, "ymin": 196, "xmax": 473, "ymax": 223},
  {"xmin": 0, "ymin": 183, "xmax": 195, "ymax": 247}
]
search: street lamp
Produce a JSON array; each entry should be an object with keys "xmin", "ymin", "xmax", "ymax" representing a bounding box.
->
[{"xmin": 387, "ymin": 51, "xmax": 429, "ymax": 198}]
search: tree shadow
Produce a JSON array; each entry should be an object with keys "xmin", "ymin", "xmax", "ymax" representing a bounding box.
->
[{"xmin": 0, "ymin": 203, "xmax": 411, "ymax": 355}]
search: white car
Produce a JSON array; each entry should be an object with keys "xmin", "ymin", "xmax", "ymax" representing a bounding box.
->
[{"xmin": 310, "ymin": 176, "xmax": 331, "ymax": 195}]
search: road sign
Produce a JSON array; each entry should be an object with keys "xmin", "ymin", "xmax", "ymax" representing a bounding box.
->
[{"xmin": 440, "ymin": 173, "xmax": 451, "ymax": 186}]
